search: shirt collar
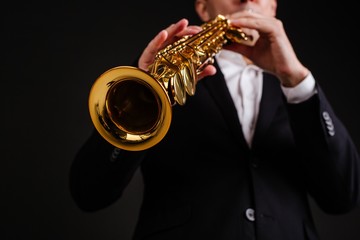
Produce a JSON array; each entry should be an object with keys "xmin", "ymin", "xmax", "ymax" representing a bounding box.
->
[{"xmin": 216, "ymin": 49, "xmax": 250, "ymax": 68}]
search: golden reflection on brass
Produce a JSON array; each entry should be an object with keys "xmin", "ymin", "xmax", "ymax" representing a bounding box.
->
[{"xmin": 88, "ymin": 14, "xmax": 253, "ymax": 151}]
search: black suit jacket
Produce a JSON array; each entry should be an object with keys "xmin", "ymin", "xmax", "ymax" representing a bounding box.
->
[{"xmin": 70, "ymin": 61, "xmax": 360, "ymax": 240}]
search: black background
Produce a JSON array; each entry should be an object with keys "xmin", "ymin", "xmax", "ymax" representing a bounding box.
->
[{"xmin": 3, "ymin": 1, "xmax": 360, "ymax": 239}]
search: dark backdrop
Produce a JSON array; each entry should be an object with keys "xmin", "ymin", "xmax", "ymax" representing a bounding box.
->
[{"xmin": 2, "ymin": 1, "xmax": 360, "ymax": 239}]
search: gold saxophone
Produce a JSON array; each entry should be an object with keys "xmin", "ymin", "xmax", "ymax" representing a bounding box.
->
[{"xmin": 88, "ymin": 14, "xmax": 253, "ymax": 151}]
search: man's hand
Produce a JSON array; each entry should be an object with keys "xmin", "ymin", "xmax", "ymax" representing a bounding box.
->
[{"xmin": 138, "ymin": 18, "xmax": 216, "ymax": 82}]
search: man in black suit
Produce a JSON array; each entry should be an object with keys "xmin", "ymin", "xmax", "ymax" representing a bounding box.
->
[{"xmin": 70, "ymin": 0, "xmax": 360, "ymax": 239}]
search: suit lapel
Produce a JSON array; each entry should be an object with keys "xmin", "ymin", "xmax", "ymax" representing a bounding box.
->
[
  {"xmin": 201, "ymin": 61, "xmax": 249, "ymax": 149},
  {"xmin": 202, "ymin": 64, "xmax": 283, "ymax": 150},
  {"xmin": 252, "ymin": 72, "xmax": 283, "ymax": 149}
]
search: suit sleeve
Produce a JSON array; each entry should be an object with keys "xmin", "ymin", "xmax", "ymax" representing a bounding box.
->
[
  {"xmin": 69, "ymin": 129, "xmax": 146, "ymax": 212},
  {"xmin": 286, "ymin": 83, "xmax": 360, "ymax": 214}
]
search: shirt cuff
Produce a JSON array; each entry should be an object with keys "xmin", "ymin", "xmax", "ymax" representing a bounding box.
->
[{"xmin": 281, "ymin": 72, "xmax": 317, "ymax": 103}]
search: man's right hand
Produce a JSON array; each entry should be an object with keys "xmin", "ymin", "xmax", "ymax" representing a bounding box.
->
[{"xmin": 138, "ymin": 18, "xmax": 216, "ymax": 82}]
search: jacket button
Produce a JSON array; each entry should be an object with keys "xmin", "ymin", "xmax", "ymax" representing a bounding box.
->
[
  {"xmin": 322, "ymin": 111, "xmax": 330, "ymax": 120},
  {"xmin": 251, "ymin": 162, "xmax": 258, "ymax": 168},
  {"xmin": 245, "ymin": 208, "xmax": 255, "ymax": 222},
  {"xmin": 110, "ymin": 148, "xmax": 121, "ymax": 162},
  {"xmin": 250, "ymin": 157, "xmax": 259, "ymax": 168},
  {"xmin": 322, "ymin": 111, "xmax": 335, "ymax": 136}
]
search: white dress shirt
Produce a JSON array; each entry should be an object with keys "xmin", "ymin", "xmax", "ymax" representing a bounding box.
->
[{"xmin": 215, "ymin": 49, "xmax": 316, "ymax": 147}]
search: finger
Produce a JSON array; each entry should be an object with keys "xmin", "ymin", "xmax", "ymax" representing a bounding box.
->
[
  {"xmin": 228, "ymin": 9, "xmax": 262, "ymax": 20},
  {"xmin": 197, "ymin": 65, "xmax": 217, "ymax": 81},
  {"xmin": 161, "ymin": 19, "xmax": 189, "ymax": 47},
  {"xmin": 229, "ymin": 14, "xmax": 276, "ymax": 35},
  {"xmin": 177, "ymin": 25, "xmax": 203, "ymax": 37},
  {"xmin": 165, "ymin": 18, "xmax": 188, "ymax": 37},
  {"xmin": 138, "ymin": 29, "xmax": 168, "ymax": 70},
  {"xmin": 163, "ymin": 20, "xmax": 202, "ymax": 46},
  {"xmin": 139, "ymin": 19, "xmax": 203, "ymax": 71},
  {"xmin": 139, "ymin": 19, "xmax": 190, "ymax": 70}
]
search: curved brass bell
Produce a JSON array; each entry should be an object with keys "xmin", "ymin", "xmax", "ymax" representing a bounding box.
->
[{"xmin": 88, "ymin": 14, "xmax": 253, "ymax": 151}]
